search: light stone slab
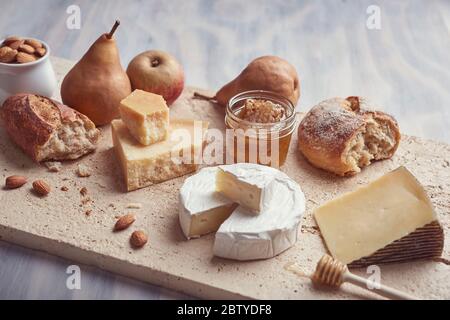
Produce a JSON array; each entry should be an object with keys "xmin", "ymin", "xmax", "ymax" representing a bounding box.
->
[{"xmin": 0, "ymin": 57, "xmax": 448, "ymax": 300}]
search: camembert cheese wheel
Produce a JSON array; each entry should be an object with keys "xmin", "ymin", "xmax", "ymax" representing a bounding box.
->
[{"xmin": 179, "ymin": 164, "xmax": 306, "ymax": 261}]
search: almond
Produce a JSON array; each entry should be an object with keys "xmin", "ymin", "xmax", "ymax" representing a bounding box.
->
[
  {"xmin": 18, "ymin": 44, "xmax": 35, "ymax": 54},
  {"xmin": 35, "ymin": 47, "xmax": 46, "ymax": 57},
  {"xmin": 16, "ymin": 52, "xmax": 36, "ymax": 64},
  {"xmin": 2, "ymin": 36, "xmax": 22, "ymax": 46},
  {"xmin": 0, "ymin": 46, "xmax": 17, "ymax": 63},
  {"xmin": 24, "ymin": 39, "xmax": 43, "ymax": 49},
  {"xmin": 32, "ymin": 179, "xmax": 50, "ymax": 196},
  {"xmin": 8, "ymin": 40, "xmax": 24, "ymax": 50},
  {"xmin": 130, "ymin": 230, "xmax": 148, "ymax": 248},
  {"xmin": 5, "ymin": 175, "xmax": 27, "ymax": 189},
  {"xmin": 80, "ymin": 187, "xmax": 88, "ymax": 196},
  {"xmin": 114, "ymin": 214, "xmax": 136, "ymax": 231}
]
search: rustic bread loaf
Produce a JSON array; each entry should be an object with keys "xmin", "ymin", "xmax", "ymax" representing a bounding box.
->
[
  {"xmin": 0, "ymin": 94, "xmax": 100, "ymax": 162},
  {"xmin": 298, "ymin": 96, "xmax": 400, "ymax": 176}
]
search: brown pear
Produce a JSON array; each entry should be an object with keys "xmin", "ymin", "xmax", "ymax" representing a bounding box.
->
[
  {"xmin": 61, "ymin": 21, "xmax": 131, "ymax": 125},
  {"xmin": 213, "ymin": 56, "xmax": 300, "ymax": 107}
]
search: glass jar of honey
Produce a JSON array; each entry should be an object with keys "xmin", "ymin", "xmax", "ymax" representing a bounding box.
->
[{"xmin": 225, "ymin": 90, "xmax": 297, "ymax": 167}]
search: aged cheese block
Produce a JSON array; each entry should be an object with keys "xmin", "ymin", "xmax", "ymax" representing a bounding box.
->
[
  {"xmin": 215, "ymin": 164, "xmax": 281, "ymax": 214},
  {"xmin": 119, "ymin": 89, "xmax": 169, "ymax": 145},
  {"xmin": 112, "ymin": 118, "xmax": 208, "ymax": 191},
  {"xmin": 179, "ymin": 166, "xmax": 238, "ymax": 239},
  {"xmin": 314, "ymin": 166, "xmax": 444, "ymax": 267}
]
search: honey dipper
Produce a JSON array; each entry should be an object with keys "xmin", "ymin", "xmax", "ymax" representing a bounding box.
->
[{"xmin": 287, "ymin": 255, "xmax": 418, "ymax": 300}]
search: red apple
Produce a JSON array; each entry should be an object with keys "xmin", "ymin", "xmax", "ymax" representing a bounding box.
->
[{"xmin": 126, "ymin": 50, "xmax": 184, "ymax": 105}]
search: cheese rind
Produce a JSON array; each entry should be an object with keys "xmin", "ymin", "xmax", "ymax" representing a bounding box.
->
[
  {"xmin": 314, "ymin": 166, "xmax": 441, "ymax": 265},
  {"xmin": 179, "ymin": 167, "xmax": 237, "ymax": 239},
  {"xmin": 215, "ymin": 163, "xmax": 280, "ymax": 214},
  {"xmin": 119, "ymin": 90, "xmax": 169, "ymax": 145},
  {"xmin": 213, "ymin": 164, "xmax": 306, "ymax": 260},
  {"xmin": 179, "ymin": 164, "xmax": 306, "ymax": 260},
  {"xmin": 112, "ymin": 118, "xmax": 208, "ymax": 191}
]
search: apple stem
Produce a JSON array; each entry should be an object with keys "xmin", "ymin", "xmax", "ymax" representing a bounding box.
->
[
  {"xmin": 107, "ymin": 20, "xmax": 120, "ymax": 39},
  {"xmin": 193, "ymin": 92, "xmax": 216, "ymax": 101}
]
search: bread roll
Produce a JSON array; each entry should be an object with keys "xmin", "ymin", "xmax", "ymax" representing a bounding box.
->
[
  {"xmin": 1, "ymin": 94, "xmax": 100, "ymax": 162},
  {"xmin": 298, "ymin": 96, "xmax": 400, "ymax": 176}
]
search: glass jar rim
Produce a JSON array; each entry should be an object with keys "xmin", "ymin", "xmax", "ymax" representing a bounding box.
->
[{"xmin": 226, "ymin": 90, "xmax": 297, "ymax": 133}]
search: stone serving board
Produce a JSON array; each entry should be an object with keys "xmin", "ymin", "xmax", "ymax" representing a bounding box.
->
[{"xmin": 0, "ymin": 57, "xmax": 448, "ymax": 299}]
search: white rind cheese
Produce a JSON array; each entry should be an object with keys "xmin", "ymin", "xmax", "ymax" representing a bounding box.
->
[
  {"xmin": 213, "ymin": 166, "xmax": 305, "ymax": 260},
  {"xmin": 179, "ymin": 167, "xmax": 237, "ymax": 239},
  {"xmin": 216, "ymin": 164, "xmax": 281, "ymax": 214},
  {"xmin": 179, "ymin": 164, "xmax": 306, "ymax": 260}
]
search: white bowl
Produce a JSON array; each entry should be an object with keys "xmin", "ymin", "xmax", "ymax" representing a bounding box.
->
[{"xmin": 0, "ymin": 39, "xmax": 57, "ymax": 104}]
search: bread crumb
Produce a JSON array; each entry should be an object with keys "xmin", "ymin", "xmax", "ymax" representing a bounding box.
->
[
  {"xmin": 44, "ymin": 161, "xmax": 62, "ymax": 172},
  {"xmin": 126, "ymin": 202, "xmax": 142, "ymax": 209},
  {"xmin": 85, "ymin": 209, "xmax": 92, "ymax": 216},
  {"xmin": 61, "ymin": 186, "xmax": 69, "ymax": 191},
  {"xmin": 76, "ymin": 164, "xmax": 91, "ymax": 177},
  {"xmin": 81, "ymin": 197, "xmax": 91, "ymax": 205}
]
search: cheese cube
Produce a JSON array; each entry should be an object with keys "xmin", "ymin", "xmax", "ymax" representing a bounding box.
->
[
  {"xmin": 119, "ymin": 89, "xmax": 169, "ymax": 145},
  {"xmin": 112, "ymin": 118, "xmax": 208, "ymax": 191},
  {"xmin": 314, "ymin": 167, "xmax": 443, "ymax": 266}
]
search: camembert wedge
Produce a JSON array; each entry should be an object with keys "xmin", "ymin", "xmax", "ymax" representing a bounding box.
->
[
  {"xmin": 179, "ymin": 164, "xmax": 306, "ymax": 260},
  {"xmin": 215, "ymin": 164, "xmax": 280, "ymax": 214},
  {"xmin": 179, "ymin": 167, "xmax": 238, "ymax": 239}
]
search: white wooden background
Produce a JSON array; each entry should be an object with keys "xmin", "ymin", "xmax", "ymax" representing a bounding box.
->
[{"xmin": 0, "ymin": 0, "xmax": 449, "ymax": 299}]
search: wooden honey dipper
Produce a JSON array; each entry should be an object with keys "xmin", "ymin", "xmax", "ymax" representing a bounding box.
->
[{"xmin": 286, "ymin": 254, "xmax": 418, "ymax": 300}]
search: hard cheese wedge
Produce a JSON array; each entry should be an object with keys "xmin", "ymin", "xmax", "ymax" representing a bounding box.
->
[
  {"xmin": 119, "ymin": 89, "xmax": 169, "ymax": 145},
  {"xmin": 215, "ymin": 164, "xmax": 279, "ymax": 214},
  {"xmin": 112, "ymin": 118, "xmax": 208, "ymax": 191},
  {"xmin": 314, "ymin": 166, "xmax": 444, "ymax": 267}
]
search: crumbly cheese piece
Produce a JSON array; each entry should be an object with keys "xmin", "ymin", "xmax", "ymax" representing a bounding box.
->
[
  {"xmin": 112, "ymin": 118, "xmax": 208, "ymax": 191},
  {"xmin": 179, "ymin": 167, "xmax": 237, "ymax": 239},
  {"xmin": 215, "ymin": 163, "xmax": 280, "ymax": 214},
  {"xmin": 314, "ymin": 166, "xmax": 443, "ymax": 266},
  {"xmin": 213, "ymin": 164, "xmax": 306, "ymax": 260},
  {"xmin": 119, "ymin": 90, "xmax": 169, "ymax": 145}
]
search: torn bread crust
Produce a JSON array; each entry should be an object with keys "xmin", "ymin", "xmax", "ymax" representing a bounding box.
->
[
  {"xmin": 0, "ymin": 94, "xmax": 100, "ymax": 162},
  {"xmin": 298, "ymin": 96, "xmax": 400, "ymax": 176}
]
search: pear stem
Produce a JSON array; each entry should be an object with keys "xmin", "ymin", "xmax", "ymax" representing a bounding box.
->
[
  {"xmin": 193, "ymin": 92, "xmax": 216, "ymax": 101},
  {"xmin": 107, "ymin": 20, "xmax": 120, "ymax": 39}
]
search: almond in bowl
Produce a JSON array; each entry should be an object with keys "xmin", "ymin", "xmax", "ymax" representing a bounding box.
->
[
  {"xmin": 0, "ymin": 36, "xmax": 56, "ymax": 104},
  {"xmin": 0, "ymin": 36, "xmax": 46, "ymax": 64}
]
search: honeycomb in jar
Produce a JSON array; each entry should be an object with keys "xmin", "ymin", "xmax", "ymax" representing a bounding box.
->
[{"xmin": 239, "ymin": 99, "xmax": 286, "ymax": 123}]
